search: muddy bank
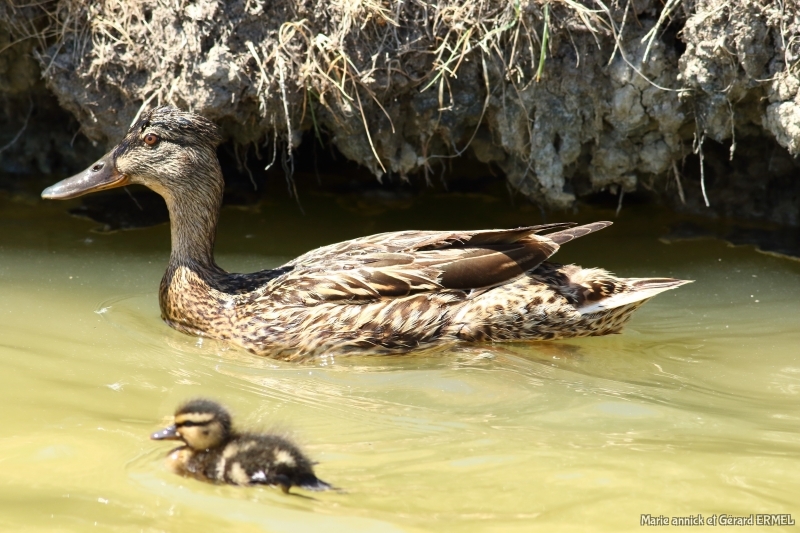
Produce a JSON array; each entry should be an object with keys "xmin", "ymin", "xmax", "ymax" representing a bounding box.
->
[{"xmin": 1, "ymin": 0, "xmax": 799, "ymax": 231}]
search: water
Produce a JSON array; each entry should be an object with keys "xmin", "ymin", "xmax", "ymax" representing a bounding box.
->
[{"xmin": 1, "ymin": 190, "xmax": 798, "ymax": 532}]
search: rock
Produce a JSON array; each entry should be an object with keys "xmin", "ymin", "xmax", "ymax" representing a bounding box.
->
[{"xmin": 1, "ymin": 0, "xmax": 799, "ymax": 230}]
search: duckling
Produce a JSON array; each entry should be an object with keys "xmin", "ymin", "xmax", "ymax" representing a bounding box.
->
[
  {"xmin": 151, "ymin": 398, "xmax": 332, "ymax": 493},
  {"xmin": 42, "ymin": 106, "xmax": 691, "ymax": 361}
]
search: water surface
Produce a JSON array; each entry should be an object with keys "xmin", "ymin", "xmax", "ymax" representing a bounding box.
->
[{"xmin": 1, "ymin": 190, "xmax": 798, "ymax": 532}]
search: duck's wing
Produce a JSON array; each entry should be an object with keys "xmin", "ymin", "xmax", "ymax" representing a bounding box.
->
[{"xmin": 278, "ymin": 222, "xmax": 610, "ymax": 304}]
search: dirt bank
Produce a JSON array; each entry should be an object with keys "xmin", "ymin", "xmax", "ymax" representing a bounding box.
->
[{"xmin": 1, "ymin": 0, "xmax": 799, "ymax": 230}]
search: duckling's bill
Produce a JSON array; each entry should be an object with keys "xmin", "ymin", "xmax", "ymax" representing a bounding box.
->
[
  {"xmin": 41, "ymin": 151, "xmax": 129, "ymax": 200},
  {"xmin": 151, "ymin": 424, "xmax": 180, "ymax": 440}
]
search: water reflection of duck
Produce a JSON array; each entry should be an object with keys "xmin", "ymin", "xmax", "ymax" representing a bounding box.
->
[
  {"xmin": 151, "ymin": 398, "xmax": 331, "ymax": 493},
  {"xmin": 42, "ymin": 106, "xmax": 690, "ymax": 361}
]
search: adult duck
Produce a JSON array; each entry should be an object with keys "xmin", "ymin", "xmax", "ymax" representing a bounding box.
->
[{"xmin": 42, "ymin": 106, "xmax": 689, "ymax": 361}]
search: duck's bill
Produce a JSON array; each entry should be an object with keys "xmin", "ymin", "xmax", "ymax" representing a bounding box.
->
[
  {"xmin": 151, "ymin": 425, "xmax": 180, "ymax": 441},
  {"xmin": 41, "ymin": 151, "xmax": 129, "ymax": 200}
]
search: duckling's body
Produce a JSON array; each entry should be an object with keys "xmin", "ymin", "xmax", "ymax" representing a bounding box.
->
[
  {"xmin": 166, "ymin": 433, "xmax": 328, "ymax": 490},
  {"xmin": 152, "ymin": 399, "xmax": 331, "ymax": 492},
  {"xmin": 42, "ymin": 106, "xmax": 690, "ymax": 361}
]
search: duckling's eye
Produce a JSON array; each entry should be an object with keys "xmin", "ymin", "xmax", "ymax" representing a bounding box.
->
[
  {"xmin": 143, "ymin": 133, "xmax": 159, "ymax": 146},
  {"xmin": 178, "ymin": 420, "xmax": 202, "ymax": 428}
]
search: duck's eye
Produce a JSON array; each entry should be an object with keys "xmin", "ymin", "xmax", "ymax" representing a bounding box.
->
[
  {"xmin": 177, "ymin": 419, "xmax": 212, "ymax": 428},
  {"xmin": 143, "ymin": 133, "xmax": 159, "ymax": 146}
]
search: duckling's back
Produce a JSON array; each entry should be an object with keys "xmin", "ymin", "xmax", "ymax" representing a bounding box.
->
[{"xmin": 214, "ymin": 434, "xmax": 331, "ymax": 491}]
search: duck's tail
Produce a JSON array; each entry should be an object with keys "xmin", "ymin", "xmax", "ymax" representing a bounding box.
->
[
  {"xmin": 544, "ymin": 221, "xmax": 613, "ymax": 245},
  {"xmin": 297, "ymin": 474, "xmax": 335, "ymax": 492},
  {"xmin": 577, "ymin": 278, "xmax": 693, "ymax": 315}
]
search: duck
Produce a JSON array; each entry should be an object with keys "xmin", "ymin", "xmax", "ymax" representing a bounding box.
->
[
  {"xmin": 41, "ymin": 106, "xmax": 691, "ymax": 361},
  {"xmin": 151, "ymin": 398, "xmax": 332, "ymax": 493}
]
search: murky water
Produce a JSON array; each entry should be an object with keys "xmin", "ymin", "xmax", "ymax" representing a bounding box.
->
[{"xmin": 1, "ymin": 189, "xmax": 798, "ymax": 532}]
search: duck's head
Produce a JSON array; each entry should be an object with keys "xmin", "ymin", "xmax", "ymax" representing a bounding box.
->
[
  {"xmin": 152, "ymin": 398, "xmax": 233, "ymax": 451},
  {"xmin": 42, "ymin": 106, "xmax": 223, "ymax": 202}
]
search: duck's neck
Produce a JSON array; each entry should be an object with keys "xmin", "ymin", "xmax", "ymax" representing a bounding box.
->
[{"xmin": 162, "ymin": 173, "xmax": 224, "ymax": 272}]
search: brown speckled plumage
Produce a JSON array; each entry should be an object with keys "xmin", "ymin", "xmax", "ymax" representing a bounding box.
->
[
  {"xmin": 151, "ymin": 399, "xmax": 331, "ymax": 492},
  {"xmin": 43, "ymin": 106, "xmax": 691, "ymax": 361}
]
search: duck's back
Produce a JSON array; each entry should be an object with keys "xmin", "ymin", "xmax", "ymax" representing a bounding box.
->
[
  {"xmin": 158, "ymin": 223, "xmax": 689, "ymax": 359},
  {"xmin": 224, "ymin": 264, "xmax": 688, "ymax": 361}
]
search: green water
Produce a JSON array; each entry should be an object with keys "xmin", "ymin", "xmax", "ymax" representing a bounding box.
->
[{"xmin": 1, "ymin": 190, "xmax": 798, "ymax": 532}]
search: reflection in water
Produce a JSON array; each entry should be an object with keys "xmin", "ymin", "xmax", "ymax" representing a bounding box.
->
[{"xmin": 0, "ymin": 196, "xmax": 799, "ymax": 531}]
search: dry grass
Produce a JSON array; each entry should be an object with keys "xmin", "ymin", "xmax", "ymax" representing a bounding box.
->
[
  {"xmin": 0, "ymin": 1, "xmax": 613, "ymax": 158},
  {"xmin": 0, "ymin": 1, "xmax": 59, "ymax": 57}
]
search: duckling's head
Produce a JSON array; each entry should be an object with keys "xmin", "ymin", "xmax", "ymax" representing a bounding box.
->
[
  {"xmin": 152, "ymin": 398, "xmax": 232, "ymax": 451},
  {"xmin": 42, "ymin": 106, "xmax": 223, "ymax": 202}
]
